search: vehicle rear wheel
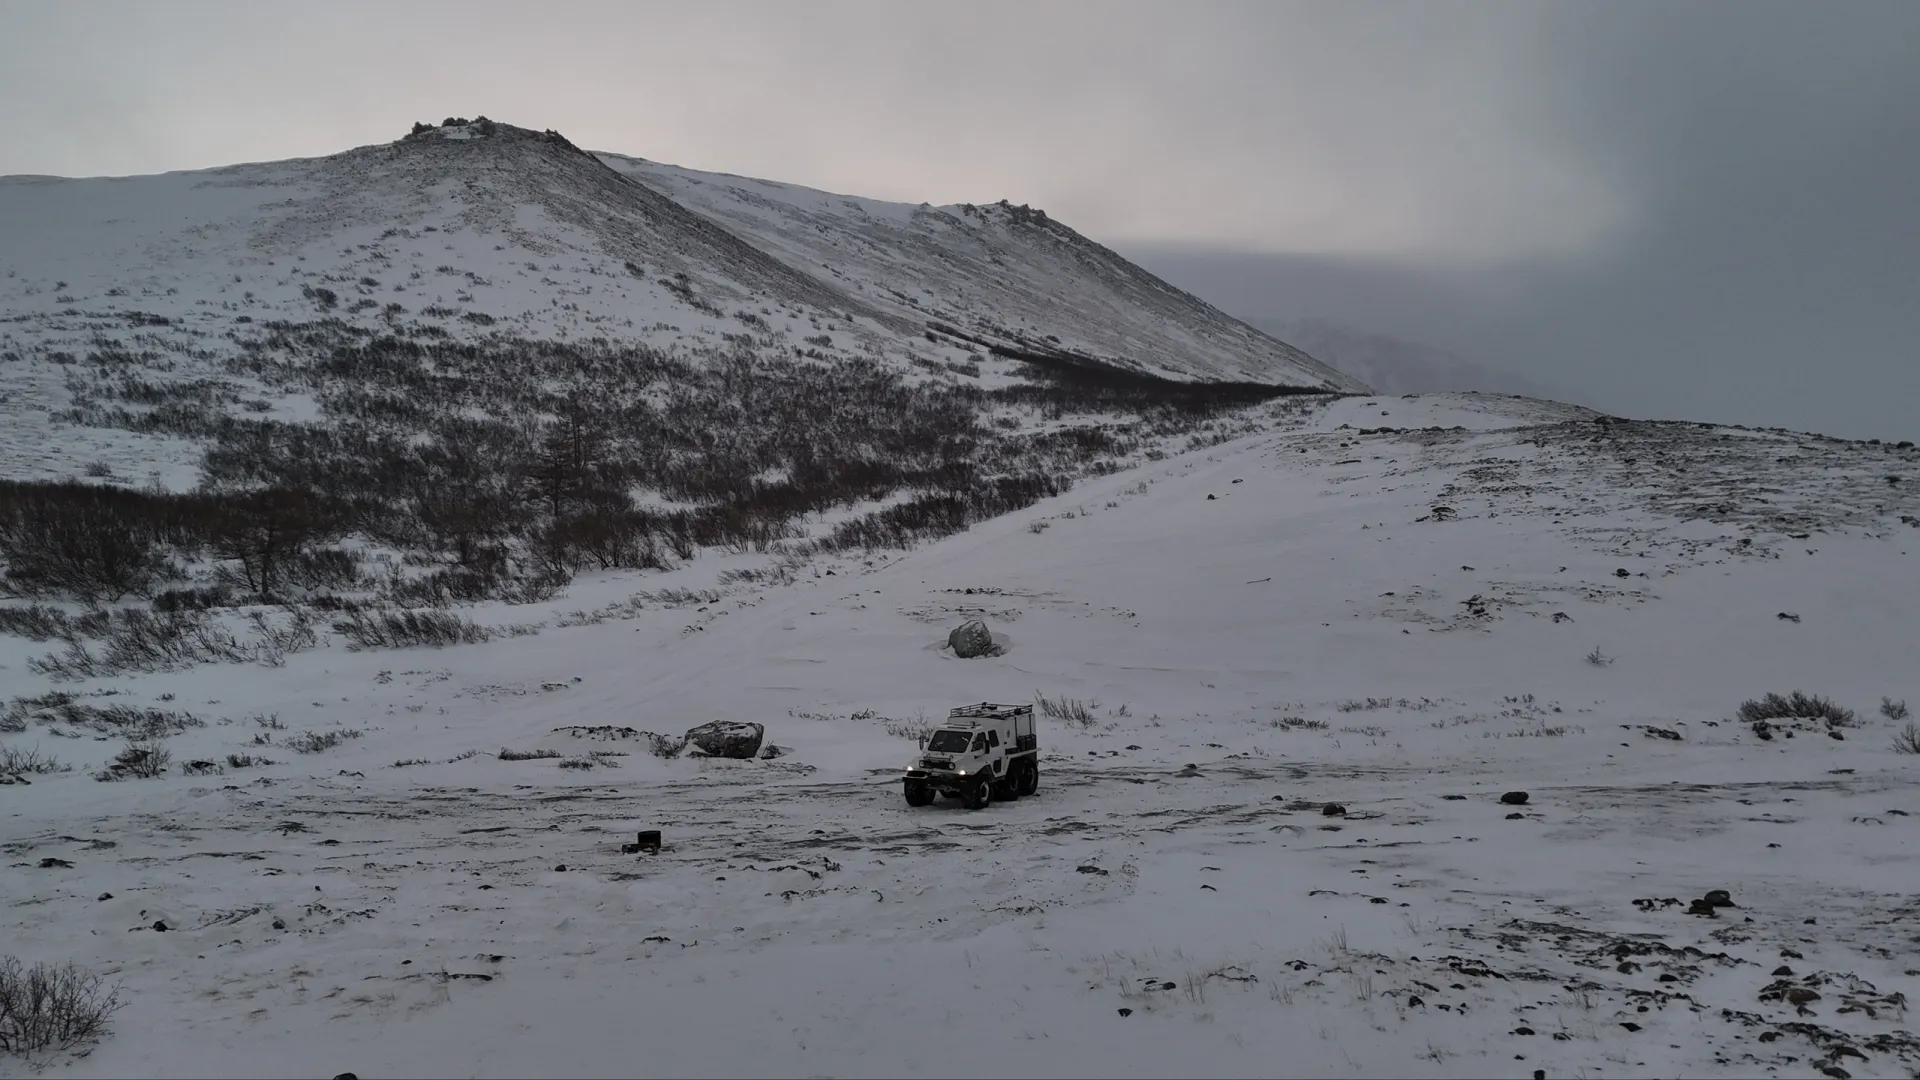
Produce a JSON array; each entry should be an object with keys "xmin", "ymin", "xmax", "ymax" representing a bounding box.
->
[
  {"xmin": 904, "ymin": 779, "xmax": 934, "ymax": 807},
  {"xmin": 1021, "ymin": 761, "xmax": 1040, "ymax": 797}
]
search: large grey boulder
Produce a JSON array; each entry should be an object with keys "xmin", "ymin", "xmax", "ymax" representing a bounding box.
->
[
  {"xmin": 948, "ymin": 619, "xmax": 997, "ymax": 658},
  {"xmin": 684, "ymin": 720, "xmax": 765, "ymax": 760}
]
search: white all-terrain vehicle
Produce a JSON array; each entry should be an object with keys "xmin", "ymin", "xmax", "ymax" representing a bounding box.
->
[{"xmin": 903, "ymin": 702, "xmax": 1040, "ymax": 810}]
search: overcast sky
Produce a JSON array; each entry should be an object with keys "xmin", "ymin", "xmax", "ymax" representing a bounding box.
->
[{"xmin": 3, "ymin": 0, "xmax": 1915, "ymax": 438}]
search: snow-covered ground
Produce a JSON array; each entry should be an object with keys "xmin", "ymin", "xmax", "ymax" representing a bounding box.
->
[{"xmin": 4, "ymin": 394, "xmax": 1917, "ymax": 1078}]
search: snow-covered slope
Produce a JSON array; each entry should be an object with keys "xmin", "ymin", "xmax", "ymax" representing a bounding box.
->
[
  {"xmin": 0, "ymin": 119, "xmax": 1359, "ymax": 484},
  {"xmin": 6, "ymin": 393, "xmax": 1918, "ymax": 1078},
  {"xmin": 598, "ymin": 154, "xmax": 1363, "ymax": 391},
  {"xmin": 1256, "ymin": 316, "xmax": 1567, "ymax": 400}
]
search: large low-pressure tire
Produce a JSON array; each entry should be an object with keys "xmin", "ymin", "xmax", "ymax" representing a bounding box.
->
[
  {"xmin": 993, "ymin": 767, "xmax": 1020, "ymax": 802},
  {"xmin": 964, "ymin": 778, "xmax": 993, "ymax": 811},
  {"xmin": 904, "ymin": 780, "xmax": 934, "ymax": 807},
  {"xmin": 1021, "ymin": 761, "xmax": 1040, "ymax": 797}
]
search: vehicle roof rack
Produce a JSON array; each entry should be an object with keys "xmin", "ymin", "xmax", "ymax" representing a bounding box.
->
[{"xmin": 947, "ymin": 702, "xmax": 1031, "ymax": 719}]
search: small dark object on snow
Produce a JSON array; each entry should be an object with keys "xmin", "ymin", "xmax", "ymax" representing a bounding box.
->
[
  {"xmin": 272, "ymin": 917, "xmax": 286, "ymax": 930},
  {"xmin": 1821, "ymin": 1066, "xmax": 1852, "ymax": 1080},
  {"xmin": 1773, "ymin": 965, "xmax": 1794, "ymax": 976},
  {"xmin": 38, "ymin": 857, "xmax": 73, "ymax": 868},
  {"xmin": 684, "ymin": 720, "xmax": 765, "ymax": 759},
  {"xmin": 1506, "ymin": 812, "xmax": 1525, "ymax": 820},
  {"xmin": 335, "ymin": 1074, "xmax": 359, "ymax": 1080},
  {"xmin": 1703, "ymin": 889, "xmax": 1734, "ymax": 907},
  {"xmin": 1232, "ymin": 478, "xmax": 1243, "ymax": 484},
  {"xmin": 1777, "ymin": 611, "xmax": 1802, "ymax": 623},
  {"xmin": 947, "ymin": 619, "xmax": 997, "ymax": 659},
  {"xmin": 1513, "ymin": 1026, "xmax": 1536, "ymax": 1036},
  {"xmin": 1644, "ymin": 727, "xmax": 1682, "ymax": 740},
  {"xmin": 98, "ymin": 892, "xmax": 112, "ymax": 901},
  {"xmin": 1206, "ymin": 493, "xmax": 1217, "ymax": 500},
  {"xmin": 153, "ymin": 920, "xmax": 169, "ymax": 931},
  {"xmin": 1322, "ymin": 803, "xmax": 1347, "ymax": 816},
  {"xmin": 554, "ymin": 864, "xmax": 568, "ymax": 872},
  {"xmin": 624, "ymin": 829, "xmax": 663, "ymax": 855},
  {"xmin": 1200, "ymin": 883, "xmax": 1217, "ymax": 891},
  {"xmin": 1620, "ymin": 1022, "xmax": 1641, "ymax": 1032},
  {"xmin": 1500, "ymin": 791, "xmax": 1529, "ymax": 805},
  {"xmin": 1117, "ymin": 1008, "xmax": 1132, "ymax": 1017},
  {"xmin": 1828, "ymin": 729, "xmax": 1844, "ymax": 740},
  {"xmin": 1077, "ymin": 864, "xmax": 1109, "ymax": 876},
  {"xmin": 1615, "ymin": 567, "xmax": 1632, "ymax": 578},
  {"xmin": 1535, "ymin": 1072, "xmax": 1547, "ymax": 1080},
  {"xmin": 1687, "ymin": 898, "xmax": 1718, "ymax": 917},
  {"xmin": 1752, "ymin": 720, "xmax": 1774, "ymax": 741}
]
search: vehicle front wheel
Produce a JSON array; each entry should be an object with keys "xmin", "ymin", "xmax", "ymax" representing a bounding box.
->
[{"xmin": 904, "ymin": 780, "xmax": 934, "ymax": 807}]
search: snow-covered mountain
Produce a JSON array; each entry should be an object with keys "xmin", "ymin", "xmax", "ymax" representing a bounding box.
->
[
  {"xmin": 0, "ymin": 118, "xmax": 1361, "ymax": 484},
  {"xmin": 595, "ymin": 153, "xmax": 1357, "ymax": 390},
  {"xmin": 1254, "ymin": 316, "xmax": 1564, "ymax": 399}
]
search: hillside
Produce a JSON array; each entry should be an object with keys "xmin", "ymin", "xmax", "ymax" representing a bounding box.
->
[
  {"xmin": 4, "ymin": 393, "xmax": 1918, "ymax": 1077},
  {"xmin": 0, "ymin": 118, "xmax": 1361, "ymax": 489},
  {"xmin": 598, "ymin": 153, "xmax": 1362, "ymax": 391},
  {"xmin": 1253, "ymin": 317, "xmax": 1568, "ymax": 399}
]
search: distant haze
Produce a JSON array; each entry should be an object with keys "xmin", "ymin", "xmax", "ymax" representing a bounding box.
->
[{"xmin": 2, "ymin": 1, "xmax": 1915, "ymax": 439}]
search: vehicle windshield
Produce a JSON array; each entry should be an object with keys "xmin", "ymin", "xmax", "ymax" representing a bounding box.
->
[{"xmin": 925, "ymin": 730, "xmax": 972, "ymax": 754}]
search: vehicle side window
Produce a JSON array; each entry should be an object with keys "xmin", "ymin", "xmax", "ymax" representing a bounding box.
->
[
  {"xmin": 987, "ymin": 730, "xmax": 1000, "ymax": 748},
  {"xmin": 972, "ymin": 734, "xmax": 987, "ymax": 753}
]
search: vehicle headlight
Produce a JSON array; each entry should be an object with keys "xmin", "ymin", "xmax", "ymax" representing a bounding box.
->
[{"xmin": 958, "ymin": 769, "xmax": 967, "ymax": 775}]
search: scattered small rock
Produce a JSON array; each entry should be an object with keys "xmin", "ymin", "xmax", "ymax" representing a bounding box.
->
[
  {"xmin": 1499, "ymin": 791, "xmax": 1529, "ymax": 805},
  {"xmin": 554, "ymin": 864, "xmax": 568, "ymax": 872},
  {"xmin": 97, "ymin": 892, "xmax": 112, "ymax": 901},
  {"xmin": 1703, "ymin": 889, "xmax": 1734, "ymax": 908},
  {"xmin": 1505, "ymin": 812, "xmax": 1525, "ymax": 820},
  {"xmin": 272, "ymin": 917, "xmax": 286, "ymax": 930},
  {"xmin": 1321, "ymin": 804, "xmax": 1347, "ymax": 816},
  {"xmin": 1772, "ymin": 965, "xmax": 1794, "ymax": 976},
  {"xmin": 38, "ymin": 857, "xmax": 73, "ymax": 869},
  {"xmin": 1077, "ymin": 864, "xmax": 1109, "ymax": 876},
  {"xmin": 1620, "ymin": 1021, "xmax": 1641, "ymax": 1032},
  {"xmin": 1117, "ymin": 1008, "xmax": 1132, "ymax": 1017},
  {"xmin": 1777, "ymin": 611, "xmax": 1802, "ymax": 623},
  {"xmin": 1614, "ymin": 568, "xmax": 1631, "ymax": 578},
  {"xmin": 152, "ymin": 920, "xmax": 169, "ymax": 932}
]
